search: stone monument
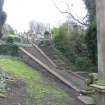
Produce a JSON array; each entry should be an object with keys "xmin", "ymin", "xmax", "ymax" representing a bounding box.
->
[{"xmin": 0, "ymin": 0, "xmax": 6, "ymax": 38}]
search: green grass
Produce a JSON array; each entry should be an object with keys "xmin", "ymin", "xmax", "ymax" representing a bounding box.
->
[{"xmin": 0, "ymin": 56, "xmax": 75, "ymax": 105}]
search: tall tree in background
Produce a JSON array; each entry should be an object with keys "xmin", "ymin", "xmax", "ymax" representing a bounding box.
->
[
  {"xmin": 29, "ymin": 21, "xmax": 46, "ymax": 34},
  {"xmin": 2, "ymin": 24, "xmax": 14, "ymax": 35},
  {"xmin": 83, "ymin": 0, "xmax": 97, "ymax": 65},
  {"xmin": 52, "ymin": 22, "xmax": 91, "ymax": 71},
  {"xmin": 53, "ymin": 0, "xmax": 97, "ymax": 65},
  {"xmin": 52, "ymin": 0, "xmax": 97, "ymax": 71},
  {"xmin": 0, "ymin": 0, "xmax": 7, "ymax": 38}
]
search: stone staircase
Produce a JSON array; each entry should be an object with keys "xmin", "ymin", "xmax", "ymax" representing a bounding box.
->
[
  {"xmin": 19, "ymin": 44, "xmax": 87, "ymax": 91},
  {"xmin": 22, "ymin": 46, "xmax": 56, "ymax": 70},
  {"xmin": 19, "ymin": 42, "xmax": 94, "ymax": 105},
  {"xmin": 38, "ymin": 43, "xmax": 71, "ymax": 70}
]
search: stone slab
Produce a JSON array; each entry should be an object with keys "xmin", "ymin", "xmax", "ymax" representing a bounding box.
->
[
  {"xmin": 78, "ymin": 96, "xmax": 95, "ymax": 105},
  {"xmin": 91, "ymin": 84, "xmax": 105, "ymax": 92}
]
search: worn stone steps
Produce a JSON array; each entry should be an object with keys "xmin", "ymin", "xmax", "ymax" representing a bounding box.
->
[
  {"xmin": 38, "ymin": 44, "xmax": 71, "ymax": 71},
  {"xmin": 23, "ymin": 47, "xmax": 55, "ymax": 70},
  {"xmin": 19, "ymin": 44, "xmax": 91, "ymax": 105},
  {"xmin": 19, "ymin": 46, "xmax": 87, "ymax": 91}
]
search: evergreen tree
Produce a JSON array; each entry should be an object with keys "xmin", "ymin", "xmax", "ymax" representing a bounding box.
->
[{"xmin": 84, "ymin": 0, "xmax": 97, "ymax": 65}]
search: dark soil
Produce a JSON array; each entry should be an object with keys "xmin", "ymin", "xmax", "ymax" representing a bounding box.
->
[
  {"xmin": 0, "ymin": 73, "xmax": 85, "ymax": 105},
  {"xmin": 0, "ymin": 80, "xmax": 28, "ymax": 105}
]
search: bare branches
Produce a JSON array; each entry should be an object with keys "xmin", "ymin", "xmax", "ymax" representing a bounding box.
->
[
  {"xmin": 52, "ymin": 0, "xmax": 88, "ymax": 26},
  {"xmin": 29, "ymin": 21, "xmax": 46, "ymax": 34}
]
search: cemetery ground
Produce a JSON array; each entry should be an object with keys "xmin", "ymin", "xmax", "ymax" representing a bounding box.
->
[{"xmin": 0, "ymin": 56, "xmax": 81, "ymax": 105}]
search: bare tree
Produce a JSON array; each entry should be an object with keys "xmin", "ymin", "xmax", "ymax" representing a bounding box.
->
[
  {"xmin": 28, "ymin": 21, "xmax": 52, "ymax": 44},
  {"xmin": 29, "ymin": 21, "xmax": 46, "ymax": 34},
  {"xmin": 52, "ymin": 0, "xmax": 88, "ymax": 26},
  {"xmin": 2, "ymin": 24, "xmax": 14, "ymax": 36}
]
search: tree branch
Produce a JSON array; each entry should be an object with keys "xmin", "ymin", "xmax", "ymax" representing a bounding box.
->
[{"xmin": 52, "ymin": 0, "xmax": 88, "ymax": 26}]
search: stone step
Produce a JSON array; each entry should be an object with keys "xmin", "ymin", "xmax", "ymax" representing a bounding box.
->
[
  {"xmin": 52, "ymin": 59, "xmax": 63, "ymax": 62},
  {"xmin": 56, "ymin": 66, "xmax": 71, "ymax": 70},
  {"xmin": 80, "ymin": 90, "xmax": 95, "ymax": 95},
  {"xmin": 39, "ymin": 44, "xmax": 71, "ymax": 69},
  {"xmin": 56, "ymin": 66, "xmax": 65, "ymax": 70},
  {"xmin": 78, "ymin": 96, "xmax": 95, "ymax": 105}
]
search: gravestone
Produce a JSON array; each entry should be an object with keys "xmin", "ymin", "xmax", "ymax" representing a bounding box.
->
[{"xmin": 0, "ymin": 0, "xmax": 6, "ymax": 38}]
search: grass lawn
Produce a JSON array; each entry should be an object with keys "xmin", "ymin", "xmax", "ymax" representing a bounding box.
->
[{"xmin": 0, "ymin": 56, "xmax": 75, "ymax": 105}]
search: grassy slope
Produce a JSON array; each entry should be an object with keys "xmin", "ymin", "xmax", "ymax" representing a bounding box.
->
[{"xmin": 0, "ymin": 57, "xmax": 75, "ymax": 105}]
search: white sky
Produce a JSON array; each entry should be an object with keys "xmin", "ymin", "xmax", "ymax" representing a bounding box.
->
[{"xmin": 3, "ymin": 0, "xmax": 87, "ymax": 32}]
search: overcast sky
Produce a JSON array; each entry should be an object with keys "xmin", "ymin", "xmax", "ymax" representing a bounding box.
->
[{"xmin": 3, "ymin": 0, "xmax": 87, "ymax": 32}]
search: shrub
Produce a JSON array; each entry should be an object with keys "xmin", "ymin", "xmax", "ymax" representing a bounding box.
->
[
  {"xmin": 52, "ymin": 23, "xmax": 97, "ymax": 72},
  {"xmin": 0, "ymin": 43, "xmax": 18, "ymax": 56}
]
